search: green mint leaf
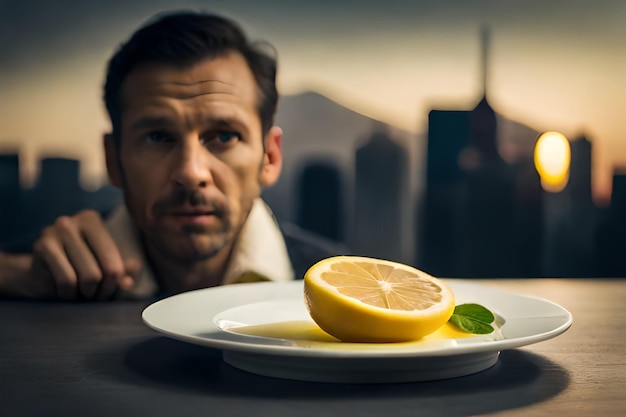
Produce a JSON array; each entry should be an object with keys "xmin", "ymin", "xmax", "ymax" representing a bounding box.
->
[
  {"xmin": 449, "ymin": 314, "xmax": 494, "ymax": 334},
  {"xmin": 453, "ymin": 303, "xmax": 495, "ymax": 323},
  {"xmin": 449, "ymin": 303, "xmax": 495, "ymax": 334}
]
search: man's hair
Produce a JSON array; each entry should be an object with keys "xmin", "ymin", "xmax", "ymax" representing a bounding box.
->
[{"xmin": 104, "ymin": 10, "xmax": 278, "ymax": 141}]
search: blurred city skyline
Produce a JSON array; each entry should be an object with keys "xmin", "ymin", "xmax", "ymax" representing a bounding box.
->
[{"xmin": 2, "ymin": 0, "xmax": 626, "ymax": 204}]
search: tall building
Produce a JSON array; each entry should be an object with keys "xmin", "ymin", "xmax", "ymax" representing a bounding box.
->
[
  {"xmin": 459, "ymin": 91, "xmax": 517, "ymax": 277},
  {"xmin": 22, "ymin": 157, "xmax": 86, "ymax": 240},
  {"xmin": 542, "ymin": 134, "xmax": 597, "ymax": 277},
  {"xmin": 419, "ymin": 25, "xmax": 521, "ymax": 277},
  {"xmin": 418, "ymin": 110, "xmax": 471, "ymax": 276},
  {"xmin": 296, "ymin": 158, "xmax": 344, "ymax": 242},
  {"xmin": 596, "ymin": 171, "xmax": 626, "ymax": 276},
  {"xmin": 566, "ymin": 135, "xmax": 593, "ymax": 204},
  {"xmin": 354, "ymin": 129, "xmax": 409, "ymax": 262},
  {"xmin": 0, "ymin": 152, "xmax": 21, "ymax": 249}
]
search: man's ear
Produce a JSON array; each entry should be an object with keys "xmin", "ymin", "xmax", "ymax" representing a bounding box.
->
[
  {"xmin": 259, "ymin": 126, "xmax": 283, "ymax": 187},
  {"xmin": 104, "ymin": 134, "xmax": 123, "ymax": 188}
]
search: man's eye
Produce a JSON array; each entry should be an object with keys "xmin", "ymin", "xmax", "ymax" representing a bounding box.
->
[
  {"xmin": 146, "ymin": 132, "xmax": 173, "ymax": 143},
  {"xmin": 204, "ymin": 131, "xmax": 241, "ymax": 145},
  {"xmin": 217, "ymin": 131, "xmax": 240, "ymax": 143}
]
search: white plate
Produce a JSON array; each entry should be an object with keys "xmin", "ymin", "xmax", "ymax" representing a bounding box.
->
[{"xmin": 142, "ymin": 280, "xmax": 572, "ymax": 383}]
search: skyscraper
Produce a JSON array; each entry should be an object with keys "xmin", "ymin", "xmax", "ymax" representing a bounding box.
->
[
  {"xmin": 0, "ymin": 152, "xmax": 21, "ymax": 249},
  {"xmin": 419, "ymin": 25, "xmax": 518, "ymax": 277},
  {"xmin": 596, "ymin": 170, "xmax": 626, "ymax": 276},
  {"xmin": 418, "ymin": 110, "xmax": 471, "ymax": 276},
  {"xmin": 354, "ymin": 128, "xmax": 409, "ymax": 262},
  {"xmin": 567, "ymin": 135, "xmax": 593, "ymax": 204}
]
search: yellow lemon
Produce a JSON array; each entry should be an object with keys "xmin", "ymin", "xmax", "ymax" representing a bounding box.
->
[{"xmin": 303, "ymin": 256, "xmax": 455, "ymax": 342}]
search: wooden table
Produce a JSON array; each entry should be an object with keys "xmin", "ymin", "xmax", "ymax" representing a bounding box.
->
[{"xmin": 0, "ymin": 279, "xmax": 624, "ymax": 416}]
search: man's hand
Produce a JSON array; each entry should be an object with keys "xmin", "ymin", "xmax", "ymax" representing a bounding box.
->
[{"xmin": 1, "ymin": 210, "xmax": 139, "ymax": 300}]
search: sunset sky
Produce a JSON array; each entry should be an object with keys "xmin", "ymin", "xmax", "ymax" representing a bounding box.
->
[{"xmin": 1, "ymin": 0, "xmax": 625, "ymax": 202}]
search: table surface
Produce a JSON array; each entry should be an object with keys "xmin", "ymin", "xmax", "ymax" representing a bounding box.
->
[{"xmin": 1, "ymin": 278, "xmax": 624, "ymax": 417}]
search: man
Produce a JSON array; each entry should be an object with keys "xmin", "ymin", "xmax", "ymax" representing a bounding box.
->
[{"xmin": 0, "ymin": 10, "xmax": 346, "ymax": 301}]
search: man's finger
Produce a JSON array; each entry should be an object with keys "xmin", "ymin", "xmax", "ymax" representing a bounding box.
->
[
  {"xmin": 54, "ymin": 216, "xmax": 104, "ymax": 299},
  {"xmin": 34, "ymin": 235, "xmax": 78, "ymax": 300},
  {"xmin": 78, "ymin": 215, "xmax": 127, "ymax": 300}
]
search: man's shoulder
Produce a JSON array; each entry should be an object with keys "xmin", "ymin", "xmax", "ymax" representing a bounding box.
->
[{"xmin": 279, "ymin": 222, "xmax": 351, "ymax": 280}]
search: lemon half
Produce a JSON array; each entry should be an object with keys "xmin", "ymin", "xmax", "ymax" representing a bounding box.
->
[{"xmin": 304, "ymin": 256, "xmax": 455, "ymax": 342}]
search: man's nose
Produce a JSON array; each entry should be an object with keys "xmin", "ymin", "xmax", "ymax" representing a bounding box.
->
[{"xmin": 170, "ymin": 139, "xmax": 213, "ymax": 189}]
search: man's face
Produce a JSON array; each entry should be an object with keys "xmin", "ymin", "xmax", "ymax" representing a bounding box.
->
[{"xmin": 105, "ymin": 52, "xmax": 282, "ymax": 263}]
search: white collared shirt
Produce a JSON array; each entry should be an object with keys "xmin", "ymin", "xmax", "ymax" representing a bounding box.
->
[{"xmin": 104, "ymin": 198, "xmax": 294, "ymax": 299}]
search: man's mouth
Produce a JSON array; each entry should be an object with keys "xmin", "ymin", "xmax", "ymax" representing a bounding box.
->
[
  {"xmin": 171, "ymin": 208, "xmax": 217, "ymax": 216},
  {"xmin": 167, "ymin": 208, "xmax": 222, "ymax": 226}
]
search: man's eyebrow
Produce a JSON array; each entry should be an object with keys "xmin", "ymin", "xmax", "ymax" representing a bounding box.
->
[
  {"xmin": 130, "ymin": 116, "xmax": 176, "ymax": 130},
  {"xmin": 205, "ymin": 117, "xmax": 247, "ymax": 131},
  {"xmin": 211, "ymin": 118, "xmax": 237, "ymax": 128}
]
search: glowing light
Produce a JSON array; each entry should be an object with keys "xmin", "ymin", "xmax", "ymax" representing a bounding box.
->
[{"xmin": 534, "ymin": 131, "xmax": 571, "ymax": 192}]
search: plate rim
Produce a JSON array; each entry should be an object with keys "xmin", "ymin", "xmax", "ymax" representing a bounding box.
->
[{"xmin": 142, "ymin": 280, "xmax": 573, "ymax": 359}]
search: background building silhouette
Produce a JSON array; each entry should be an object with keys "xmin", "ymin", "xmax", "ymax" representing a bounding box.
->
[
  {"xmin": 420, "ymin": 26, "xmax": 519, "ymax": 277},
  {"xmin": 419, "ymin": 110, "xmax": 471, "ymax": 276},
  {"xmin": 353, "ymin": 128, "xmax": 409, "ymax": 262},
  {"xmin": 30, "ymin": 157, "xmax": 86, "ymax": 225},
  {"xmin": 596, "ymin": 169, "xmax": 626, "ymax": 277},
  {"xmin": 296, "ymin": 158, "xmax": 344, "ymax": 242},
  {"xmin": 460, "ymin": 96, "xmax": 517, "ymax": 277},
  {"xmin": 0, "ymin": 152, "xmax": 22, "ymax": 250},
  {"xmin": 511, "ymin": 155, "xmax": 544, "ymax": 277},
  {"xmin": 567, "ymin": 135, "xmax": 593, "ymax": 203}
]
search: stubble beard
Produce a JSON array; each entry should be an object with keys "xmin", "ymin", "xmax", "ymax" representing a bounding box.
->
[{"xmin": 147, "ymin": 218, "xmax": 235, "ymax": 263}]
